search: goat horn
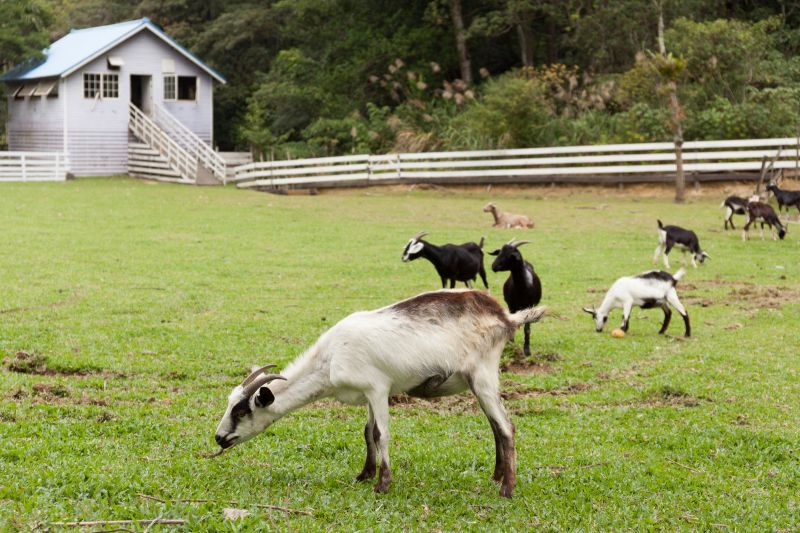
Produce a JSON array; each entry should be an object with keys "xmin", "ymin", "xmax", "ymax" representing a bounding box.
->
[
  {"xmin": 411, "ymin": 231, "xmax": 428, "ymax": 241},
  {"xmin": 243, "ymin": 373, "xmax": 287, "ymax": 398},
  {"xmin": 241, "ymin": 364, "xmax": 277, "ymax": 388},
  {"xmin": 511, "ymin": 240, "xmax": 530, "ymax": 248},
  {"xmin": 506, "ymin": 237, "xmax": 517, "ymax": 245}
]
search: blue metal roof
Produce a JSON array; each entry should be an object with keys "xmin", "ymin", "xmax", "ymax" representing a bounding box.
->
[{"xmin": 1, "ymin": 18, "xmax": 226, "ymax": 83}]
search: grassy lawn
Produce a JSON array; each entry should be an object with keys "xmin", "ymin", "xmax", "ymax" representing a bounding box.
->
[{"xmin": 1, "ymin": 177, "xmax": 798, "ymax": 531}]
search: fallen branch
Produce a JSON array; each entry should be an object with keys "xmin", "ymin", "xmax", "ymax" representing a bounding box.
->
[
  {"xmin": 667, "ymin": 458, "xmax": 701, "ymax": 473},
  {"xmin": 137, "ymin": 493, "xmax": 312, "ymax": 516},
  {"xmin": 50, "ymin": 519, "xmax": 186, "ymax": 527}
]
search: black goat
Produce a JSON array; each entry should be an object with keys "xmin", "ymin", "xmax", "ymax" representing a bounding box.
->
[
  {"xmin": 489, "ymin": 239, "xmax": 542, "ymax": 356},
  {"xmin": 721, "ymin": 195, "xmax": 749, "ymax": 230},
  {"xmin": 766, "ymin": 182, "xmax": 800, "ymax": 214},
  {"xmin": 653, "ymin": 220, "xmax": 709, "ymax": 269},
  {"xmin": 402, "ymin": 231, "xmax": 488, "ymax": 289},
  {"xmin": 742, "ymin": 202, "xmax": 787, "ymax": 241}
]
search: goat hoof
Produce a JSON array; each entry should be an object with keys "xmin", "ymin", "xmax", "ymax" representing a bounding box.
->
[
  {"xmin": 356, "ymin": 468, "xmax": 376, "ymax": 482},
  {"xmin": 373, "ymin": 482, "xmax": 390, "ymax": 494},
  {"xmin": 499, "ymin": 485, "xmax": 514, "ymax": 498}
]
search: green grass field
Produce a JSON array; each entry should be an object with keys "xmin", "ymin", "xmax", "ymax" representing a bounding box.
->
[{"xmin": 1, "ymin": 177, "xmax": 798, "ymax": 531}]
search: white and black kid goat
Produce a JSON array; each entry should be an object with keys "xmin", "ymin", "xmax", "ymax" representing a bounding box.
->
[
  {"xmin": 214, "ymin": 290, "xmax": 546, "ymax": 498},
  {"xmin": 721, "ymin": 195, "xmax": 749, "ymax": 230},
  {"xmin": 653, "ymin": 220, "xmax": 709, "ymax": 269},
  {"xmin": 402, "ymin": 231, "xmax": 488, "ymax": 288},
  {"xmin": 583, "ymin": 268, "xmax": 690, "ymax": 337},
  {"xmin": 488, "ymin": 239, "xmax": 542, "ymax": 356}
]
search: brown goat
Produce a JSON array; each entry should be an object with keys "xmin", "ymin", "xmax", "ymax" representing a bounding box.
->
[{"xmin": 483, "ymin": 203, "xmax": 534, "ymax": 229}]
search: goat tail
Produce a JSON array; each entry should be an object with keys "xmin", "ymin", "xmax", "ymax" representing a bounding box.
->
[
  {"xmin": 508, "ymin": 306, "xmax": 547, "ymax": 328},
  {"xmin": 478, "ymin": 236, "xmax": 485, "ymax": 249},
  {"xmin": 720, "ymin": 200, "xmax": 726, "ymax": 208},
  {"xmin": 657, "ymin": 219, "xmax": 664, "ymax": 229},
  {"xmin": 673, "ymin": 267, "xmax": 687, "ymax": 282}
]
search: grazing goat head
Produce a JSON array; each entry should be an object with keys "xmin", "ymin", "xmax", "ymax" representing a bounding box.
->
[
  {"xmin": 488, "ymin": 239, "xmax": 530, "ymax": 272},
  {"xmin": 401, "ymin": 231, "xmax": 428, "ymax": 262},
  {"xmin": 581, "ymin": 306, "xmax": 607, "ymax": 332},
  {"xmin": 215, "ymin": 365, "xmax": 286, "ymax": 449}
]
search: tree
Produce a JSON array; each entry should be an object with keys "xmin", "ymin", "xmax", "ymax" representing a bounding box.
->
[{"xmin": 655, "ymin": 0, "xmax": 687, "ymax": 203}]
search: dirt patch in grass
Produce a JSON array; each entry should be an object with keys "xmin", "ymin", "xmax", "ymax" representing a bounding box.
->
[
  {"xmin": 2, "ymin": 351, "xmax": 120, "ymax": 378},
  {"xmin": 501, "ymin": 352, "xmax": 561, "ymax": 375},
  {"xmin": 627, "ymin": 385, "xmax": 712, "ymax": 408},
  {"xmin": 385, "ymin": 380, "xmax": 591, "ymax": 414},
  {"xmin": 8, "ymin": 382, "xmax": 109, "ymax": 406},
  {"xmin": 679, "ymin": 280, "xmax": 800, "ymax": 310}
]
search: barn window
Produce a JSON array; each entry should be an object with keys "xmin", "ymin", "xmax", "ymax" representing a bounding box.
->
[
  {"xmin": 177, "ymin": 76, "xmax": 197, "ymax": 101},
  {"xmin": 163, "ymin": 74, "xmax": 176, "ymax": 100},
  {"xmin": 83, "ymin": 73, "xmax": 101, "ymax": 98},
  {"xmin": 103, "ymin": 73, "xmax": 119, "ymax": 98}
]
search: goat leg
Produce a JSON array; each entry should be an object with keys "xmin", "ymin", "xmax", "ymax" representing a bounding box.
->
[
  {"xmin": 658, "ymin": 305, "xmax": 672, "ymax": 334},
  {"xmin": 355, "ymin": 408, "xmax": 377, "ymax": 482},
  {"xmin": 522, "ymin": 323, "xmax": 531, "ymax": 356}
]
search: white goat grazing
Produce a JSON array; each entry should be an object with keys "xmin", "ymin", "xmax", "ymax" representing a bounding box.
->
[
  {"xmin": 214, "ymin": 290, "xmax": 546, "ymax": 498},
  {"xmin": 483, "ymin": 203, "xmax": 535, "ymax": 229},
  {"xmin": 582, "ymin": 268, "xmax": 690, "ymax": 337}
]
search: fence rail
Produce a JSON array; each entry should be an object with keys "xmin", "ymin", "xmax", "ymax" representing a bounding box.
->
[
  {"xmin": 232, "ymin": 137, "xmax": 800, "ymax": 189},
  {"xmin": 0, "ymin": 151, "xmax": 68, "ymax": 182}
]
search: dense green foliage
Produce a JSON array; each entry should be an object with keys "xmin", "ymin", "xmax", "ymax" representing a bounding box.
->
[
  {"xmin": 4, "ymin": 1, "xmax": 800, "ymax": 152},
  {"xmin": 0, "ymin": 178, "xmax": 798, "ymax": 529}
]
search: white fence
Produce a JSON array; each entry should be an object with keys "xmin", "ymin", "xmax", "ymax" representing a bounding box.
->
[
  {"xmin": 231, "ymin": 137, "xmax": 800, "ymax": 189},
  {"xmin": 0, "ymin": 151, "xmax": 68, "ymax": 182}
]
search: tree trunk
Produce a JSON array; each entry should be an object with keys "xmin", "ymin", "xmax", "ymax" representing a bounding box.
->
[
  {"xmin": 670, "ymin": 88, "xmax": 685, "ymax": 203},
  {"xmin": 449, "ymin": 0, "xmax": 472, "ymax": 84},
  {"xmin": 515, "ymin": 12, "xmax": 535, "ymax": 66}
]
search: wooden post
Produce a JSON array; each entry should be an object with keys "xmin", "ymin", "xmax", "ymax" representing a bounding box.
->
[
  {"xmin": 795, "ymin": 126, "xmax": 799, "ymax": 181},
  {"xmin": 674, "ymin": 139, "xmax": 685, "ymax": 203},
  {"xmin": 756, "ymin": 155, "xmax": 768, "ymax": 196}
]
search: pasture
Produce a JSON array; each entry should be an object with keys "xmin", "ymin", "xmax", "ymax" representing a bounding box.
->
[{"xmin": 0, "ymin": 177, "xmax": 798, "ymax": 531}]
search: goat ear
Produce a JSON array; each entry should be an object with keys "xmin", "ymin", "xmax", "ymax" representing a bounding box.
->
[
  {"xmin": 408, "ymin": 242, "xmax": 424, "ymax": 255},
  {"xmin": 582, "ymin": 307, "xmax": 596, "ymax": 317},
  {"xmin": 254, "ymin": 386, "xmax": 275, "ymax": 408},
  {"xmin": 489, "ymin": 249, "xmax": 500, "ymax": 256}
]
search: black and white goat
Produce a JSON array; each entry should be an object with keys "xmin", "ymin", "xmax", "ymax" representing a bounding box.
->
[
  {"xmin": 582, "ymin": 268, "xmax": 690, "ymax": 337},
  {"xmin": 402, "ymin": 231, "xmax": 488, "ymax": 289},
  {"xmin": 721, "ymin": 195, "xmax": 749, "ymax": 230},
  {"xmin": 766, "ymin": 182, "xmax": 800, "ymax": 214},
  {"xmin": 742, "ymin": 201, "xmax": 787, "ymax": 241},
  {"xmin": 214, "ymin": 290, "xmax": 547, "ymax": 498},
  {"xmin": 653, "ymin": 220, "xmax": 709, "ymax": 269},
  {"xmin": 488, "ymin": 239, "xmax": 542, "ymax": 356}
]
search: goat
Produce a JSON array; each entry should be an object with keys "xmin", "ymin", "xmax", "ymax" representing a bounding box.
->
[
  {"xmin": 402, "ymin": 231, "xmax": 488, "ymax": 289},
  {"xmin": 582, "ymin": 268, "xmax": 690, "ymax": 337},
  {"xmin": 721, "ymin": 195, "xmax": 748, "ymax": 230},
  {"xmin": 766, "ymin": 182, "xmax": 800, "ymax": 214},
  {"xmin": 483, "ymin": 203, "xmax": 534, "ymax": 229},
  {"xmin": 214, "ymin": 290, "xmax": 547, "ymax": 498},
  {"xmin": 742, "ymin": 201, "xmax": 787, "ymax": 241},
  {"xmin": 653, "ymin": 220, "xmax": 709, "ymax": 269},
  {"xmin": 488, "ymin": 239, "xmax": 542, "ymax": 356}
]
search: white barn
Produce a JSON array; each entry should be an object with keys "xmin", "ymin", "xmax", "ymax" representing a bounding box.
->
[{"xmin": 1, "ymin": 18, "xmax": 227, "ymax": 182}]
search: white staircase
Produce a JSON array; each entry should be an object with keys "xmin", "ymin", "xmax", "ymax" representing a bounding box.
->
[{"xmin": 127, "ymin": 102, "xmax": 226, "ymax": 184}]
